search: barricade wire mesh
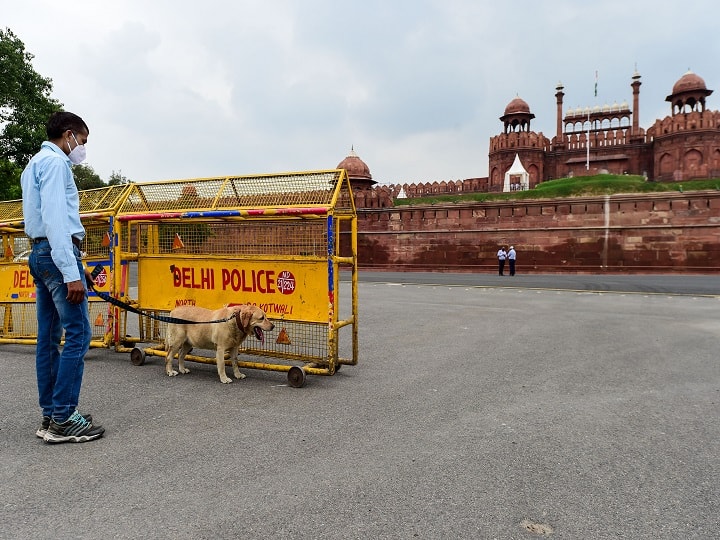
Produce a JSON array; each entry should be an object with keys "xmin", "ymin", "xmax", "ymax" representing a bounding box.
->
[
  {"xmin": 1, "ymin": 302, "xmax": 109, "ymax": 342},
  {"xmin": 78, "ymin": 184, "xmax": 130, "ymax": 213},
  {"xmin": 1, "ymin": 184, "xmax": 130, "ymax": 225},
  {"xmin": 119, "ymin": 171, "xmax": 349, "ymax": 213},
  {"xmin": 137, "ymin": 313, "xmax": 332, "ymax": 363},
  {"xmin": 0, "ymin": 303, "xmax": 37, "ymax": 338},
  {"xmin": 10, "ymin": 234, "xmax": 31, "ymax": 261},
  {"xmin": 5, "ymin": 228, "xmax": 110, "ymax": 261},
  {"xmin": 0, "ymin": 200, "xmax": 23, "ymax": 223},
  {"xmin": 84, "ymin": 224, "xmax": 113, "ymax": 258},
  {"xmin": 135, "ymin": 221, "xmax": 329, "ymax": 256}
]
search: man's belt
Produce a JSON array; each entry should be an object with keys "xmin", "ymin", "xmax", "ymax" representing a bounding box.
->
[{"xmin": 33, "ymin": 237, "xmax": 82, "ymax": 249}]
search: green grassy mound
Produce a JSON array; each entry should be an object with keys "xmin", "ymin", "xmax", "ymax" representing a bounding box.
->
[{"xmin": 393, "ymin": 175, "xmax": 720, "ymax": 206}]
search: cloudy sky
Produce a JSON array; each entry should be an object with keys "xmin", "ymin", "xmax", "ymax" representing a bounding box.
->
[{"xmin": 4, "ymin": 0, "xmax": 719, "ymax": 185}]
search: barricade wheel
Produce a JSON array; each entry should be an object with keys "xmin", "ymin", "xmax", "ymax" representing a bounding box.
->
[
  {"xmin": 130, "ymin": 347, "xmax": 146, "ymax": 366},
  {"xmin": 287, "ymin": 366, "xmax": 306, "ymax": 388}
]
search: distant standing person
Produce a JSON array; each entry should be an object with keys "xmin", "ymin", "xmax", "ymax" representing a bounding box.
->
[
  {"xmin": 21, "ymin": 111, "xmax": 105, "ymax": 444},
  {"xmin": 508, "ymin": 245, "xmax": 517, "ymax": 276},
  {"xmin": 497, "ymin": 246, "xmax": 507, "ymax": 276}
]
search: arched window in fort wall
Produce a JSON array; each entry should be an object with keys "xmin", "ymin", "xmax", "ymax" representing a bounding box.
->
[
  {"xmin": 659, "ymin": 153, "xmax": 674, "ymax": 180},
  {"xmin": 528, "ymin": 164, "xmax": 539, "ymax": 187},
  {"xmin": 491, "ymin": 167, "xmax": 502, "ymax": 191},
  {"xmin": 684, "ymin": 149, "xmax": 703, "ymax": 176}
]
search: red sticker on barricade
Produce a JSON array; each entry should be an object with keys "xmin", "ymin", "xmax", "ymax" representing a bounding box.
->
[
  {"xmin": 94, "ymin": 268, "xmax": 108, "ymax": 287},
  {"xmin": 277, "ymin": 270, "xmax": 295, "ymax": 295}
]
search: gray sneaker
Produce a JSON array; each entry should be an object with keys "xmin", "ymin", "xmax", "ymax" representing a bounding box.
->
[
  {"xmin": 36, "ymin": 413, "xmax": 93, "ymax": 438},
  {"xmin": 44, "ymin": 411, "xmax": 104, "ymax": 443}
]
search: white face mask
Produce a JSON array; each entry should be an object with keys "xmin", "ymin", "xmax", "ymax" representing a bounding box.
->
[{"xmin": 67, "ymin": 132, "xmax": 87, "ymax": 164}]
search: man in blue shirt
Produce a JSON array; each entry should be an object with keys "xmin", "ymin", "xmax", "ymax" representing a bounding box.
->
[
  {"xmin": 497, "ymin": 246, "xmax": 507, "ymax": 276},
  {"xmin": 21, "ymin": 111, "xmax": 105, "ymax": 443},
  {"xmin": 508, "ymin": 245, "xmax": 517, "ymax": 276}
]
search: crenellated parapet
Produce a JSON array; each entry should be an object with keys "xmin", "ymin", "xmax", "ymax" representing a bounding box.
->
[
  {"xmin": 489, "ymin": 130, "xmax": 550, "ymax": 153},
  {"xmin": 647, "ymin": 109, "xmax": 720, "ymax": 138},
  {"xmin": 390, "ymin": 178, "xmax": 488, "ymax": 199},
  {"xmin": 353, "ymin": 185, "xmax": 394, "ymax": 208}
]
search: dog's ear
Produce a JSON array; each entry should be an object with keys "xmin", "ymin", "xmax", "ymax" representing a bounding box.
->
[{"xmin": 239, "ymin": 305, "xmax": 253, "ymax": 331}]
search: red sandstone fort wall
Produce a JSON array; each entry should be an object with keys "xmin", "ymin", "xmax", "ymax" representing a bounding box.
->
[{"xmin": 351, "ymin": 191, "xmax": 720, "ymax": 273}]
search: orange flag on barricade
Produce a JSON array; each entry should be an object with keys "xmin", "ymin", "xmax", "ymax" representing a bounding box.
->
[
  {"xmin": 276, "ymin": 327, "xmax": 292, "ymax": 345},
  {"xmin": 172, "ymin": 233, "xmax": 185, "ymax": 250}
]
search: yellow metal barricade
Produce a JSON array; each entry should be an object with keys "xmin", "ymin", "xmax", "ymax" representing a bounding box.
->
[
  {"xmin": 114, "ymin": 170, "xmax": 358, "ymax": 387},
  {"xmin": 0, "ymin": 184, "xmax": 134, "ymax": 348}
]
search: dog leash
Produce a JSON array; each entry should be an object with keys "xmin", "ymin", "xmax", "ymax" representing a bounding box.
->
[
  {"xmin": 86, "ymin": 267, "xmax": 236, "ymax": 326},
  {"xmin": 91, "ymin": 289, "xmax": 236, "ymax": 325}
]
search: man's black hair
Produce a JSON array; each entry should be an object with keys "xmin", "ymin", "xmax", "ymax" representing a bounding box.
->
[{"xmin": 46, "ymin": 111, "xmax": 89, "ymax": 139}]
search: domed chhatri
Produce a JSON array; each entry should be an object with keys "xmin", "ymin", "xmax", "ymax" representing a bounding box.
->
[
  {"xmin": 337, "ymin": 147, "xmax": 375, "ymax": 190},
  {"xmin": 671, "ymin": 70, "xmax": 707, "ymax": 95},
  {"xmin": 504, "ymin": 96, "xmax": 531, "ymax": 116},
  {"xmin": 500, "ymin": 95, "xmax": 535, "ymax": 133},
  {"xmin": 665, "ymin": 69, "xmax": 713, "ymax": 114}
]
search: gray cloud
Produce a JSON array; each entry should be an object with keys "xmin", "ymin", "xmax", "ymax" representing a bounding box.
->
[{"xmin": 5, "ymin": 0, "xmax": 719, "ymax": 184}]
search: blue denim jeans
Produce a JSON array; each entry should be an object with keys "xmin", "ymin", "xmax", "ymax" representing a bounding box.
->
[{"xmin": 28, "ymin": 240, "xmax": 91, "ymax": 422}]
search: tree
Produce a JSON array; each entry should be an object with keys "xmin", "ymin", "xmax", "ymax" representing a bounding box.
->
[
  {"xmin": 108, "ymin": 170, "xmax": 132, "ymax": 185},
  {"xmin": 0, "ymin": 28, "xmax": 62, "ymax": 199},
  {"xmin": 0, "ymin": 159, "xmax": 22, "ymax": 200},
  {"xmin": 72, "ymin": 163, "xmax": 105, "ymax": 190}
]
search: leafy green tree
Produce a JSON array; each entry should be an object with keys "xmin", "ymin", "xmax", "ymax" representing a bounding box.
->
[
  {"xmin": 0, "ymin": 28, "xmax": 62, "ymax": 199},
  {"xmin": 72, "ymin": 163, "xmax": 105, "ymax": 190},
  {"xmin": 108, "ymin": 170, "xmax": 132, "ymax": 185},
  {"xmin": 0, "ymin": 159, "xmax": 22, "ymax": 200}
]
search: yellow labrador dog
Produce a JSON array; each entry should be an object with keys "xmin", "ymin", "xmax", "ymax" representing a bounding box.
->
[{"xmin": 165, "ymin": 304, "xmax": 274, "ymax": 383}]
